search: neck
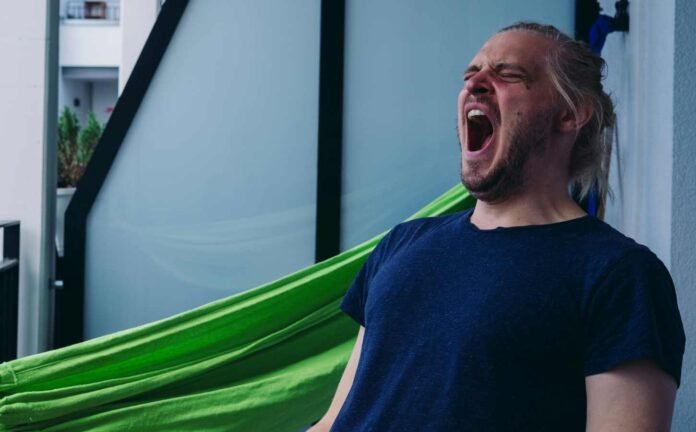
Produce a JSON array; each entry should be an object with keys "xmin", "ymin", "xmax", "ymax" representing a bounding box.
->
[{"xmin": 469, "ymin": 177, "xmax": 586, "ymax": 230}]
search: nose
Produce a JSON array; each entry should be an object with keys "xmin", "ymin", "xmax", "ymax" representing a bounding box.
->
[{"xmin": 464, "ymin": 71, "xmax": 492, "ymax": 96}]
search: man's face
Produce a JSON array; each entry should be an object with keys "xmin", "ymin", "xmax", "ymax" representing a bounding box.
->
[{"xmin": 457, "ymin": 31, "xmax": 558, "ymax": 202}]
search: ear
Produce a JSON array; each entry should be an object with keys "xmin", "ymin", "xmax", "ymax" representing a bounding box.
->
[{"xmin": 555, "ymin": 102, "xmax": 593, "ymax": 133}]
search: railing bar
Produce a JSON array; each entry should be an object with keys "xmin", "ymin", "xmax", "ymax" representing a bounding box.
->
[
  {"xmin": 1, "ymin": 272, "xmax": 6, "ymax": 359},
  {"xmin": 0, "ymin": 258, "xmax": 19, "ymax": 272},
  {"xmin": 62, "ymin": 1, "xmax": 121, "ymax": 21},
  {"xmin": 0, "ymin": 220, "xmax": 19, "ymax": 362}
]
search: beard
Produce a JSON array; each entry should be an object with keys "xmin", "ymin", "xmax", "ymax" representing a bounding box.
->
[{"xmin": 460, "ymin": 110, "xmax": 552, "ymax": 203}]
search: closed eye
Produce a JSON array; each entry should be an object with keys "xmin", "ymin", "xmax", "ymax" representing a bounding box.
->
[
  {"xmin": 492, "ymin": 62, "xmax": 529, "ymax": 82},
  {"xmin": 462, "ymin": 64, "xmax": 529, "ymax": 83},
  {"xmin": 499, "ymin": 73, "xmax": 521, "ymax": 78}
]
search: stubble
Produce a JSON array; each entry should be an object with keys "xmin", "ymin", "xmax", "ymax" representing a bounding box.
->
[{"xmin": 460, "ymin": 109, "xmax": 552, "ymax": 203}]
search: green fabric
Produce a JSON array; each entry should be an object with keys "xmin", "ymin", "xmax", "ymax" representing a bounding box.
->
[{"xmin": 0, "ymin": 185, "xmax": 474, "ymax": 431}]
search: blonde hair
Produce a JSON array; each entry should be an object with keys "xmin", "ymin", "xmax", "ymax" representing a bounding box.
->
[{"xmin": 499, "ymin": 22, "xmax": 615, "ymax": 208}]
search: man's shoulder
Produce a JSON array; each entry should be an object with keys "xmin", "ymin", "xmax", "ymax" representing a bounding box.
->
[
  {"xmin": 579, "ymin": 217, "xmax": 660, "ymax": 262},
  {"xmin": 570, "ymin": 217, "xmax": 672, "ymax": 292}
]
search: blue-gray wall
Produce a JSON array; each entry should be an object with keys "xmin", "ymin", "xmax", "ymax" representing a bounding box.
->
[
  {"xmin": 85, "ymin": 0, "xmax": 322, "ymax": 337},
  {"xmin": 341, "ymin": 0, "xmax": 573, "ymax": 249},
  {"xmin": 672, "ymin": 0, "xmax": 696, "ymax": 428}
]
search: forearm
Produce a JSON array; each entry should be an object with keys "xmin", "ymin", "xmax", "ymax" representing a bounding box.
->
[
  {"xmin": 585, "ymin": 360, "xmax": 677, "ymax": 432},
  {"xmin": 306, "ymin": 419, "xmax": 332, "ymax": 432},
  {"xmin": 308, "ymin": 327, "xmax": 364, "ymax": 432}
]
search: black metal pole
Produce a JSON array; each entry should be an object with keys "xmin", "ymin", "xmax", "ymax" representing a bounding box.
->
[
  {"xmin": 315, "ymin": 0, "xmax": 346, "ymax": 262},
  {"xmin": 1, "ymin": 220, "xmax": 20, "ymax": 361},
  {"xmin": 575, "ymin": 0, "xmax": 601, "ymax": 42}
]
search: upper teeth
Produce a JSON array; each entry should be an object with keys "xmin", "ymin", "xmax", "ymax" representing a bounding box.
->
[{"xmin": 467, "ymin": 109, "xmax": 486, "ymax": 120}]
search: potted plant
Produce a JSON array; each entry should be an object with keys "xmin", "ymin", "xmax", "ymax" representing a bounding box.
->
[{"xmin": 56, "ymin": 107, "xmax": 102, "ymax": 256}]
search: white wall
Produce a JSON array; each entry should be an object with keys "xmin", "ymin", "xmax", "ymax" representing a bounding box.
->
[
  {"xmin": 0, "ymin": 0, "xmax": 57, "ymax": 357},
  {"xmin": 600, "ymin": 0, "xmax": 696, "ymax": 428},
  {"xmin": 58, "ymin": 79, "xmax": 116, "ymax": 126},
  {"xmin": 92, "ymin": 80, "xmax": 117, "ymax": 124},
  {"xmin": 601, "ymin": 0, "xmax": 673, "ymax": 265},
  {"xmin": 58, "ymin": 78, "xmax": 90, "ymax": 123},
  {"xmin": 59, "ymin": 23, "xmax": 121, "ymax": 67},
  {"xmin": 119, "ymin": 0, "xmax": 159, "ymax": 94}
]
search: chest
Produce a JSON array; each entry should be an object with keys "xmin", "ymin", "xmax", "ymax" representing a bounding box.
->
[{"xmin": 363, "ymin": 240, "xmax": 585, "ymax": 366}]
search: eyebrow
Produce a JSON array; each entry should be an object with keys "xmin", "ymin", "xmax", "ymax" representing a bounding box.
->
[{"xmin": 463, "ymin": 64, "xmax": 481, "ymax": 76}]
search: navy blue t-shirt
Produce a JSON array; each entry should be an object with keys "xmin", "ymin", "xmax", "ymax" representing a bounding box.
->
[{"xmin": 334, "ymin": 209, "xmax": 685, "ymax": 431}]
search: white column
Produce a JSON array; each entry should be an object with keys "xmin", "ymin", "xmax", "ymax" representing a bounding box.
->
[
  {"xmin": 119, "ymin": 0, "xmax": 160, "ymax": 94},
  {"xmin": 0, "ymin": 0, "xmax": 58, "ymax": 356},
  {"xmin": 601, "ymin": 0, "xmax": 674, "ymax": 265}
]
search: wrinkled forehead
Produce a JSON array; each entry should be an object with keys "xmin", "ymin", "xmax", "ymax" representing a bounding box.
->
[{"xmin": 468, "ymin": 30, "xmax": 552, "ymax": 74}]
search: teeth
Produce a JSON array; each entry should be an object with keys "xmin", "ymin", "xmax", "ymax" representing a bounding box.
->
[{"xmin": 467, "ymin": 109, "xmax": 486, "ymax": 120}]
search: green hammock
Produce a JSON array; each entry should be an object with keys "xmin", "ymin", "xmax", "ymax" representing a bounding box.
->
[{"xmin": 0, "ymin": 184, "xmax": 474, "ymax": 431}]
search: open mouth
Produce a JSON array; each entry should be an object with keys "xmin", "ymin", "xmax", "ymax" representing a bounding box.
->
[{"xmin": 466, "ymin": 109, "xmax": 494, "ymax": 152}]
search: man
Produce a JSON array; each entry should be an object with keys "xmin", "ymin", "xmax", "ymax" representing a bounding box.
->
[{"xmin": 310, "ymin": 22, "xmax": 685, "ymax": 431}]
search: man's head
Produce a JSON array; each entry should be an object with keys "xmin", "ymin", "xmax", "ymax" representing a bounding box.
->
[{"xmin": 457, "ymin": 22, "xmax": 615, "ymax": 204}]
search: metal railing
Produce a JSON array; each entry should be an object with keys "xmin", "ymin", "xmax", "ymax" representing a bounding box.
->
[
  {"xmin": 0, "ymin": 220, "xmax": 19, "ymax": 362},
  {"xmin": 63, "ymin": 1, "xmax": 120, "ymax": 22}
]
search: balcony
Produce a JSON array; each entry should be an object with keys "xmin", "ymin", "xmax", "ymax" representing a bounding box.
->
[
  {"xmin": 59, "ymin": 0, "xmax": 121, "ymax": 68},
  {"xmin": 61, "ymin": 1, "xmax": 120, "ymax": 24}
]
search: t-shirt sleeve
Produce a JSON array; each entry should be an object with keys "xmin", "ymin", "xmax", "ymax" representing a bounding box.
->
[
  {"xmin": 340, "ymin": 262, "xmax": 370, "ymax": 327},
  {"xmin": 583, "ymin": 250, "xmax": 686, "ymax": 386},
  {"xmin": 340, "ymin": 226, "xmax": 399, "ymax": 327}
]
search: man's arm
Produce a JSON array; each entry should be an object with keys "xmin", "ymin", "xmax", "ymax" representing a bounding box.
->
[
  {"xmin": 308, "ymin": 326, "xmax": 365, "ymax": 432},
  {"xmin": 585, "ymin": 359, "xmax": 677, "ymax": 431}
]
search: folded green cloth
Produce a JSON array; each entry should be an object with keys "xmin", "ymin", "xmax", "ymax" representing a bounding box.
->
[{"xmin": 0, "ymin": 184, "xmax": 473, "ymax": 431}]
